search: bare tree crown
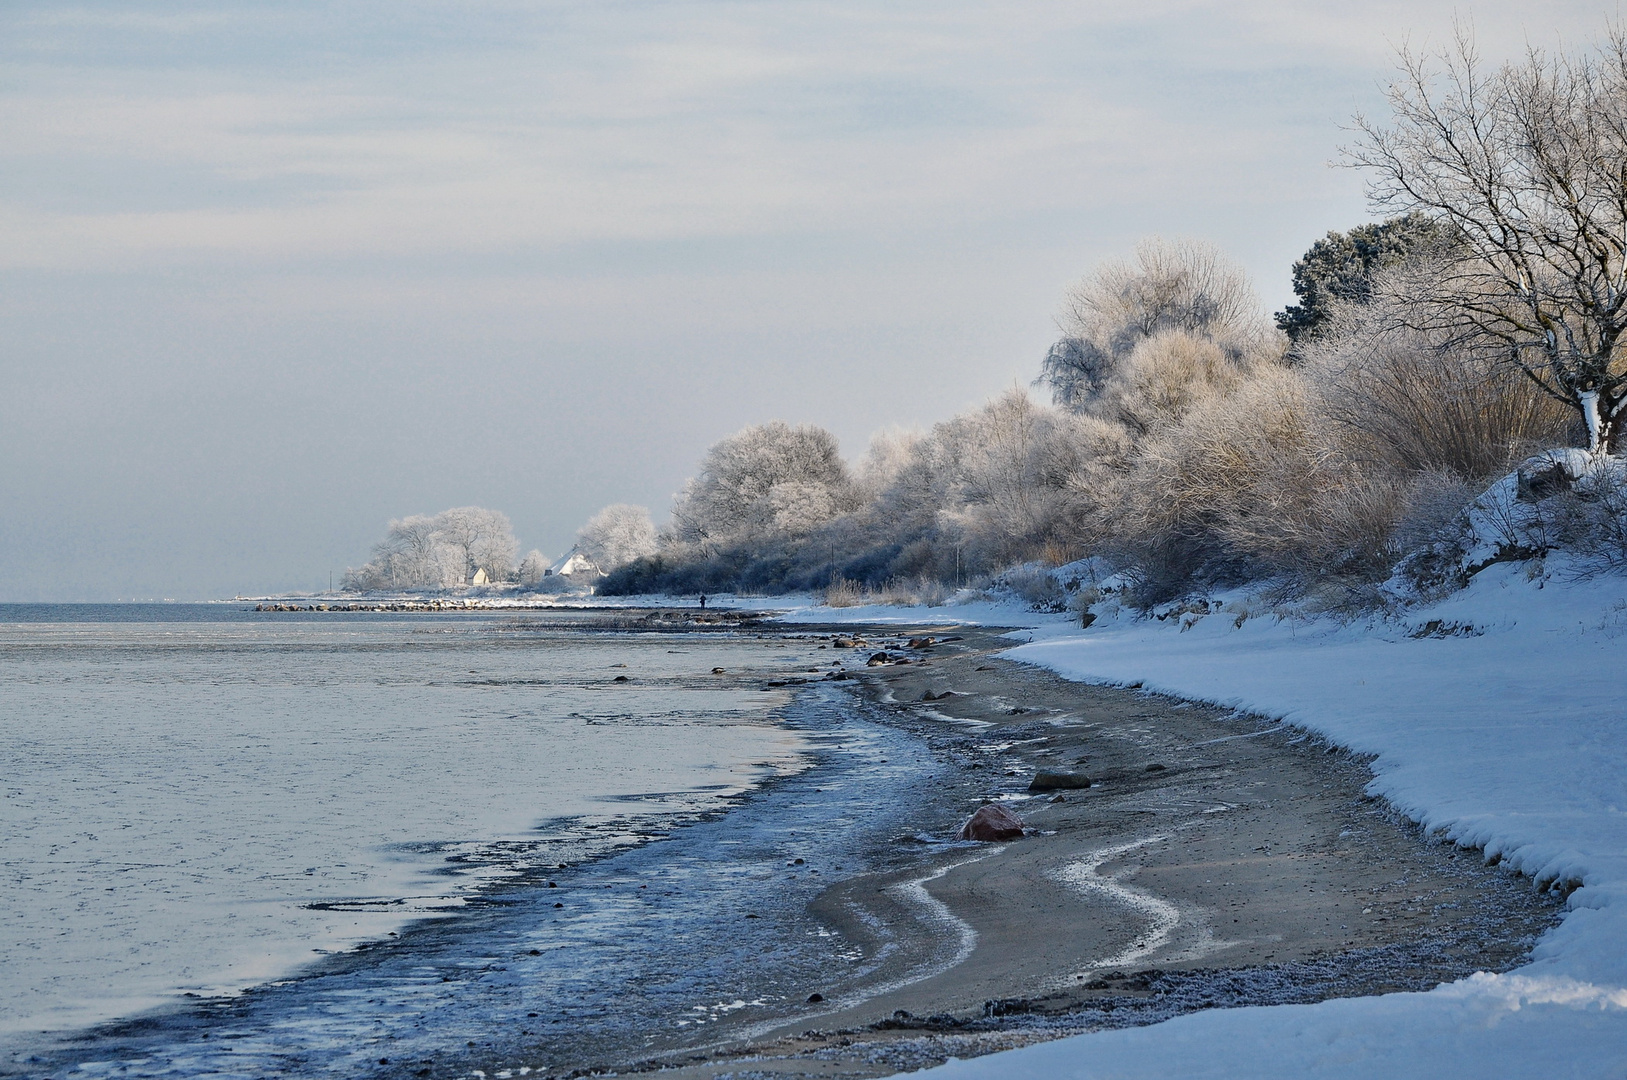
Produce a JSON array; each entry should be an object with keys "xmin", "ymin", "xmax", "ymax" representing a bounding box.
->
[{"xmin": 1347, "ymin": 26, "xmax": 1627, "ymax": 450}]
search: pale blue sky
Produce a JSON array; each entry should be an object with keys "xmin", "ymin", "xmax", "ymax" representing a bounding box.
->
[{"xmin": 0, "ymin": 1, "xmax": 1611, "ymax": 599}]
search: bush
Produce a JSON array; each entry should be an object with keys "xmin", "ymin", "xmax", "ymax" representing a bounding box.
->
[{"xmin": 1303, "ymin": 298, "xmax": 1573, "ymax": 481}]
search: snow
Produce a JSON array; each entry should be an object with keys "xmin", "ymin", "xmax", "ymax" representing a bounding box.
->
[{"xmin": 778, "ymin": 558, "xmax": 1627, "ymax": 1077}]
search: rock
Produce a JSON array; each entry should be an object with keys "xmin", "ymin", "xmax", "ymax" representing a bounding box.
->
[
  {"xmin": 711, "ymin": 667, "xmax": 727, "ymax": 674},
  {"xmin": 866, "ymin": 652, "xmax": 892, "ymax": 666},
  {"xmin": 1518, "ymin": 459, "xmax": 1574, "ymax": 502},
  {"xmin": 832, "ymin": 637, "xmax": 856, "ymax": 648},
  {"xmin": 807, "ymin": 993, "xmax": 825, "ymax": 1003},
  {"xmin": 958, "ymin": 803, "xmax": 1025, "ymax": 841},
  {"xmin": 1079, "ymin": 611, "xmax": 1097, "ymax": 629},
  {"xmin": 1145, "ymin": 763, "xmax": 1166, "ymax": 772},
  {"xmin": 907, "ymin": 637, "xmax": 935, "ymax": 649},
  {"xmin": 612, "ymin": 675, "xmax": 630, "ymax": 683},
  {"xmin": 1029, "ymin": 769, "xmax": 1092, "ymax": 791}
]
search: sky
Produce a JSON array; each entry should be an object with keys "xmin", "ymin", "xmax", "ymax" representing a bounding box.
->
[{"xmin": 0, "ymin": 1, "xmax": 1615, "ymax": 600}]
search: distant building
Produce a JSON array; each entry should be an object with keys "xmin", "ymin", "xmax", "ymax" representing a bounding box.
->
[
  {"xmin": 548, "ymin": 549, "xmax": 604, "ymax": 579},
  {"xmin": 470, "ymin": 567, "xmax": 490, "ymax": 585}
]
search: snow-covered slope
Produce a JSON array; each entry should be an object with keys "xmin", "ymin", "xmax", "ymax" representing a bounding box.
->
[{"xmin": 903, "ymin": 562, "xmax": 1627, "ymax": 1078}]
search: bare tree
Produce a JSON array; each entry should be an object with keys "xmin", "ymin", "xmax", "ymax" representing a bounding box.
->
[
  {"xmin": 1348, "ymin": 27, "xmax": 1627, "ymax": 451},
  {"xmin": 575, "ymin": 504, "xmax": 658, "ymax": 571}
]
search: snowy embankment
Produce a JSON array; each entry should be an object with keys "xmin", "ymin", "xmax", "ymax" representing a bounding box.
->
[{"xmin": 784, "ymin": 562, "xmax": 1627, "ymax": 1077}]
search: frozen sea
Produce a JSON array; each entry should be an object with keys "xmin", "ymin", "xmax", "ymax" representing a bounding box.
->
[{"xmin": 1, "ymin": 603, "xmax": 910, "ymax": 1075}]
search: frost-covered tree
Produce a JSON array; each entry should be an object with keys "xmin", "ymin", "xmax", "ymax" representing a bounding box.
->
[
  {"xmin": 436, "ymin": 506, "xmax": 518, "ymax": 583},
  {"xmin": 668, "ymin": 422, "xmax": 855, "ymax": 544},
  {"xmin": 855, "ymin": 427, "xmax": 923, "ymax": 498},
  {"xmin": 875, "ymin": 389, "xmax": 1129, "ymax": 573},
  {"xmin": 1039, "ymin": 238, "xmax": 1280, "ymax": 425},
  {"xmin": 575, "ymin": 504, "xmax": 658, "ymax": 571},
  {"xmin": 518, "ymin": 549, "xmax": 550, "ymax": 586},
  {"xmin": 342, "ymin": 506, "xmax": 519, "ymax": 590},
  {"xmin": 1348, "ymin": 28, "xmax": 1627, "ymax": 451}
]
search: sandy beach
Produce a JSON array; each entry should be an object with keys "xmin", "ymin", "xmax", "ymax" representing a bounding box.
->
[{"xmin": 599, "ymin": 623, "xmax": 1560, "ymax": 1080}]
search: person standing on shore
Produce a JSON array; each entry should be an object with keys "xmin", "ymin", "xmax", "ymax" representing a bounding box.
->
[{"xmin": 699, "ymin": 594, "xmax": 707, "ymax": 609}]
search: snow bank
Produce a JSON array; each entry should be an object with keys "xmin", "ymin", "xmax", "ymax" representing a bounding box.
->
[{"xmin": 911, "ymin": 561, "xmax": 1627, "ymax": 1078}]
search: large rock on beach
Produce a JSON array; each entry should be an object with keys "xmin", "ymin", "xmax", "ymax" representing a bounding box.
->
[
  {"xmin": 959, "ymin": 804, "xmax": 1025, "ymax": 841},
  {"xmin": 1028, "ymin": 769, "xmax": 1092, "ymax": 791}
]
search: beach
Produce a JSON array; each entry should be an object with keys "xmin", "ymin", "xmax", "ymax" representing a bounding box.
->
[{"xmin": 458, "ymin": 624, "xmax": 1558, "ymax": 1080}]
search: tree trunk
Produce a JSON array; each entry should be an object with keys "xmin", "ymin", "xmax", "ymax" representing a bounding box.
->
[{"xmin": 1582, "ymin": 390, "xmax": 1604, "ymax": 453}]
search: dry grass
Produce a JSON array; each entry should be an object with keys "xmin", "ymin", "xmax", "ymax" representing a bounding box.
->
[{"xmin": 822, "ymin": 576, "xmax": 949, "ymax": 608}]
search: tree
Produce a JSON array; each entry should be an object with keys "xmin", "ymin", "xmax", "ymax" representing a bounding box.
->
[
  {"xmin": 575, "ymin": 504, "xmax": 658, "ymax": 571},
  {"xmin": 379, "ymin": 514, "xmax": 453, "ymax": 588},
  {"xmin": 344, "ymin": 507, "xmax": 520, "ymax": 590},
  {"xmin": 1275, "ymin": 214, "xmax": 1452, "ymax": 344},
  {"xmin": 1039, "ymin": 238, "xmax": 1277, "ymax": 419},
  {"xmin": 435, "ymin": 506, "xmax": 518, "ymax": 583},
  {"xmin": 1347, "ymin": 28, "xmax": 1627, "ymax": 452},
  {"xmin": 518, "ymin": 549, "xmax": 550, "ymax": 586},
  {"xmin": 668, "ymin": 422, "xmax": 854, "ymax": 544}
]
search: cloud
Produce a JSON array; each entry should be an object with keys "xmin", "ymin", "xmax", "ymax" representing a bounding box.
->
[{"xmin": 0, "ymin": 0, "xmax": 1618, "ymax": 597}]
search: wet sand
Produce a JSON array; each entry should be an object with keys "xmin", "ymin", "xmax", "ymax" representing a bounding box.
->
[{"xmin": 620, "ymin": 624, "xmax": 1560, "ymax": 1079}]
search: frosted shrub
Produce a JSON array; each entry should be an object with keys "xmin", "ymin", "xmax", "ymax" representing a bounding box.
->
[
  {"xmin": 1100, "ymin": 329, "xmax": 1262, "ymax": 436},
  {"xmin": 1305, "ymin": 298, "xmax": 1572, "ymax": 481},
  {"xmin": 994, "ymin": 564, "xmax": 1069, "ymax": 612},
  {"xmin": 1116, "ymin": 368, "xmax": 1410, "ymax": 599},
  {"xmin": 880, "ymin": 390, "xmax": 1130, "ymax": 578},
  {"xmin": 872, "ymin": 578, "xmax": 949, "ymax": 607}
]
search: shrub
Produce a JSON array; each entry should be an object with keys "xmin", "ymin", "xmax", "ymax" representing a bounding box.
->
[{"xmin": 1304, "ymin": 299, "xmax": 1573, "ymax": 481}]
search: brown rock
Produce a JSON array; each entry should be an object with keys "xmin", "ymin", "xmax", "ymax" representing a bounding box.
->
[{"xmin": 958, "ymin": 803, "xmax": 1025, "ymax": 841}]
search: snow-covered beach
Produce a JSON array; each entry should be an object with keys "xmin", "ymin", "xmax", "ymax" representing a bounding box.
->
[{"xmin": 762, "ymin": 556, "xmax": 1627, "ymax": 1078}]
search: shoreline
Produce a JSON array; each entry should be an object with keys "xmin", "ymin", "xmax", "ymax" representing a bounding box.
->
[
  {"xmin": 575, "ymin": 625, "xmax": 1561, "ymax": 1080},
  {"xmin": 5, "ymin": 619, "xmax": 1562, "ymax": 1080}
]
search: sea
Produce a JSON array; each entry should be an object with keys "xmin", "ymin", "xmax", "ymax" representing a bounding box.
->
[{"xmin": 0, "ymin": 603, "xmax": 946, "ymax": 1078}]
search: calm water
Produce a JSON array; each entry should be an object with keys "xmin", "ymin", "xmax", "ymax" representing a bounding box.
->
[{"xmin": 0, "ymin": 605, "xmax": 833, "ymax": 1052}]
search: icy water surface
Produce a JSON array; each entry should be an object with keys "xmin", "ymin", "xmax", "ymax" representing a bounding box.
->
[{"xmin": 0, "ymin": 605, "xmax": 834, "ymax": 1059}]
